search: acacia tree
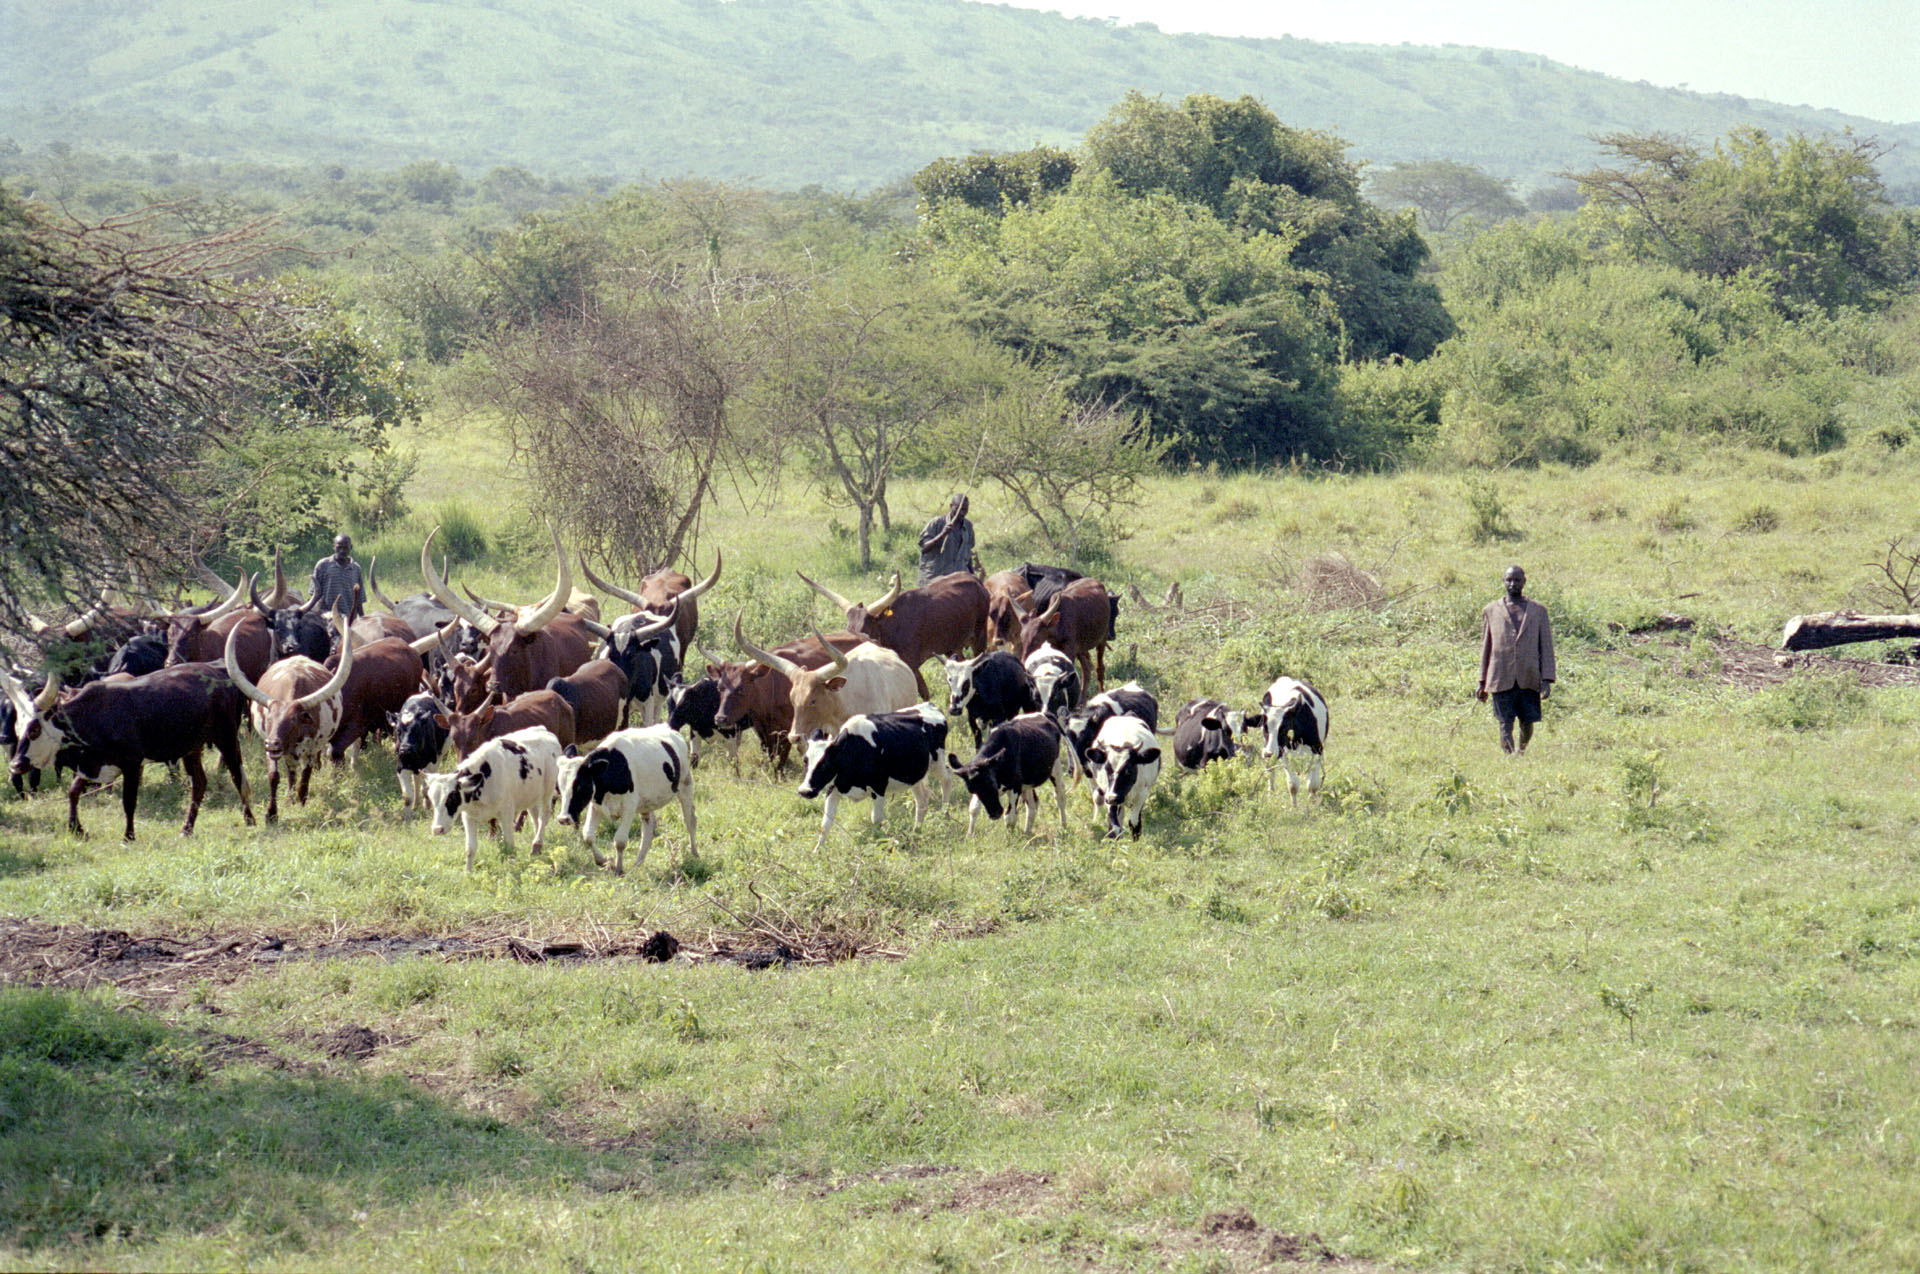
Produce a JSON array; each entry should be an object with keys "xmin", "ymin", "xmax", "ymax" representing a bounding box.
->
[
  {"xmin": 0, "ymin": 186, "xmax": 415, "ymax": 634},
  {"xmin": 1569, "ymin": 128, "xmax": 1920, "ymax": 314},
  {"xmin": 1368, "ymin": 159, "xmax": 1525, "ymax": 233}
]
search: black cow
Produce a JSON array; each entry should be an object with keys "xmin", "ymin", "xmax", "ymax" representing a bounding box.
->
[
  {"xmin": 948, "ymin": 711, "xmax": 1072, "ymax": 835},
  {"xmin": 251, "ymin": 579, "xmax": 332, "ymax": 662},
  {"xmin": 1018, "ymin": 562, "xmax": 1085, "ymax": 612},
  {"xmin": 105, "ymin": 632, "xmax": 169, "ymax": 679},
  {"xmin": 796, "ymin": 703, "xmax": 949, "ymax": 851},
  {"xmin": 666, "ymin": 676, "xmax": 741, "ymax": 772},
  {"xmin": 386, "ymin": 693, "xmax": 451, "ymax": 816},
  {"xmin": 1063, "ymin": 681, "xmax": 1160, "ymax": 771},
  {"xmin": 941, "ymin": 650, "xmax": 1042, "ymax": 748},
  {"xmin": 1172, "ymin": 698, "xmax": 1239, "ymax": 771},
  {"xmin": 594, "ymin": 605, "xmax": 679, "ymax": 727}
]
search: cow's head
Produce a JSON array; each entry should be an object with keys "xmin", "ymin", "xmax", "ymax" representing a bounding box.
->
[
  {"xmin": 736, "ymin": 615, "xmax": 853, "ymax": 738},
  {"xmin": 948, "ymin": 750, "xmax": 1006, "ymax": 821},
  {"xmin": 795, "ymin": 728, "xmax": 839, "ymax": 800},
  {"xmin": 798, "ymin": 571, "xmax": 905, "ymax": 646},
  {"xmin": 0, "ymin": 664, "xmax": 63, "ymax": 775}
]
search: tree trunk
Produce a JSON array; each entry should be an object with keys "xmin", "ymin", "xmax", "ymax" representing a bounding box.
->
[
  {"xmin": 1780, "ymin": 611, "xmax": 1920, "ymax": 651},
  {"xmin": 856, "ymin": 503, "xmax": 873, "ymax": 571}
]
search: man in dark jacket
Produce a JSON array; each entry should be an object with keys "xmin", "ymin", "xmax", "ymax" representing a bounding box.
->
[{"xmin": 1478, "ymin": 564, "xmax": 1555, "ymax": 753}]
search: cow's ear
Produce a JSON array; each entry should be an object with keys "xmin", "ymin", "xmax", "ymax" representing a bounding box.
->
[
  {"xmin": 386, "ymin": 712, "xmax": 400, "ymax": 728},
  {"xmin": 432, "ymin": 714, "xmax": 449, "ymax": 730},
  {"xmin": 1139, "ymin": 746, "xmax": 1161, "ymax": 766},
  {"xmin": 947, "ymin": 752, "xmax": 962, "ymax": 770},
  {"xmin": 1085, "ymin": 746, "xmax": 1105, "ymax": 768},
  {"xmin": 824, "ymin": 677, "xmax": 848, "ymax": 691}
]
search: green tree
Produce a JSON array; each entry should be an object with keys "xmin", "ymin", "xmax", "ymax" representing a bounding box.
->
[
  {"xmin": 1569, "ymin": 128, "xmax": 1920, "ymax": 315},
  {"xmin": 912, "ymin": 146, "xmax": 1076, "ymax": 216},
  {"xmin": 1368, "ymin": 159, "xmax": 1525, "ymax": 233}
]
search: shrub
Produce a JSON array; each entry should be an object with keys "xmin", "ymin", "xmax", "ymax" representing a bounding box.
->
[
  {"xmin": 431, "ymin": 499, "xmax": 488, "ymax": 563},
  {"xmin": 1745, "ymin": 671, "xmax": 1867, "ymax": 731},
  {"xmin": 1460, "ymin": 475, "xmax": 1518, "ymax": 544}
]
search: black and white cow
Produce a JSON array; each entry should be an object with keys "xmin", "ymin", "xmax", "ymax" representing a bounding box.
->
[
  {"xmin": 1085, "ymin": 714, "xmax": 1161, "ymax": 840},
  {"xmin": 1172, "ymin": 697, "xmax": 1239, "ymax": 771},
  {"xmin": 665, "ymin": 675, "xmax": 741, "ymax": 773},
  {"xmin": 594, "ymin": 605, "xmax": 680, "ymax": 727},
  {"xmin": 387, "ymin": 693, "xmax": 451, "ymax": 815},
  {"xmin": 796, "ymin": 702, "xmax": 949, "ymax": 852},
  {"xmin": 942, "ymin": 650, "xmax": 1042, "ymax": 748},
  {"xmin": 1242, "ymin": 676, "xmax": 1329, "ymax": 806},
  {"xmin": 948, "ymin": 711, "xmax": 1073, "ymax": 835},
  {"xmin": 1024, "ymin": 641, "xmax": 1082, "ymax": 724},
  {"xmin": 554, "ymin": 725, "xmax": 696, "ymax": 876},
  {"xmin": 1062, "ymin": 681, "xmax": 1160, "ymax": 772},
  {"xmin": 425, "ymin": 726, "xmax": 565, "ymax": 871}
]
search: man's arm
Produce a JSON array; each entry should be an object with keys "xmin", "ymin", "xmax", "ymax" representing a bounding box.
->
[
  {"xmin": 920, "ymin": 516, "xmax": 951, "ymax": 553},
  {"xmin": 1477, "ymin": 611, "xmax": 1493, "ymax": 700},
  {"xmin": 1537, "ymin": 604, "xmax": 1556, "ymax": 695}
]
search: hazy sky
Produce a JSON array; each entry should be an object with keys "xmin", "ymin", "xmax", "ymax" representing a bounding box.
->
[{"xmin": 977, "ymin": 0, "xmax": 1919, "ymax": 124}]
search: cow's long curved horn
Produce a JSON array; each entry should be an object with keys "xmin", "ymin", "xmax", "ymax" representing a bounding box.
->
[
  {"xmin": 421, "ymin": 528, "xmax": 496, "ymax": 634},
  {"xmin": 193, "ymin": 572, "xmax": 250, "ymax": 625},
  {"xmin": 295, "ymin": 610, "xmax": 355, "ymax": 710},
  {"xmin": 512, "ymin": 523, "xmax": 570, "ymax": 637},
  {"xmin": 734, "ymin": 613, "xmax": 804, "ymax": 679},
  {"xmin": 814, "ymin": 626, "xmax": 850, "ymax": 679},
  {"xmin": 266, "ymin": 547, "xmax": 292, "ymax": 609},
  {"xmin": 580, "ymin": 557, "xmax": 647, "ymax": 610},
  {"xmin": 868, "ymin": 572, "xmax": 904, "ymax": 613},
  {"xmin": 0, "ymin": 665, "xmax": 34, "ymax": 719},
  {"xmin": 31, "ymin": 664, "xmax": 60, "ymax": 714},
  {"xmin": 679, "ymin": 551, "xmax": 723, "ymax": 603},
  {"xmin": 694, "ymin": 639, "xmax": 724, "ymax": 670},
  {"xmin": 249, "ymin": 575, "xmax": 275, "ymax": 617},
  {"xmin": 367, "ymin": 558, "xmax": 396, "ymax": 613},
  {"xmin": 224, "ymin": 620, "xmax": 276, "ymax": 707},
  {"xmin": 194, "ymin": 556, "xmax": 236, "ymax": 596},
  {"xmin": 408, "ymin": 625, "xmax": 445, "ymax": 656},
  {"xmin": 462, "ymin": 584, "xmax": 521, "ymax": 616},
  {"xmin": 581, "ymin": 617, "xmax": 612, "ymax": 640},
  {"xmin": 796, "ymin": 570, "xmax": 856, "ymax": 614},
  {"xmin": 59, "ymin": 606, "xmax": 111, "ymax": 639},
  {"xmin": 623, "ymin": 599, "xmax": 676, "ymax": 645}
]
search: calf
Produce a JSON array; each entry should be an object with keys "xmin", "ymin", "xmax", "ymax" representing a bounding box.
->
[
  {"xmin": 1172, "ymin": 698, "xmax": 1239, "ymax": 772},
  {"xmin": 1015, "ymin": 577, "xmax": 1113, "ymax": 693},
  {"xmin": 796, "ymin": 703, "xmax": 949, "ymax": 852},
  {"xmin": 443, "ymin": 689, "xmax": 577, "ymax": 760},
  {"xmin": 1062, "ymin": 682, "xmax": 1160, "ymax": 772},
  {"xmin": 1085, "ymin": 714, "xmax": 1161, "ymax": 840},
  {"xmin": 426, "ymin": 726, "xmax": 565, "ymax": 871},
  {"xmin": 1242, "ymin": 677, "xmax": 1330, "ymax": 805},
  {"xmin": 226, "ymin": 613, "xmax": 354, "ymax": 822},
  {"xmin": 948, "ymin": 712, "xmax": 1072, "ymax": 836},
  {"xmin": 1024, "ymin": 642, "xmax": 1082, "ymax": 724},
  {"xmin": 554, "ymin": 725, "xmax": 696, "ymax": 876},
  {"xmin": 666, "ymin": 675, "xmax": 741, "ymax": 773},
  {"xmin": 387, "ymin": 693, "xmax": 451, "ymax": 815},
  {"xmin": 942, "ymin": 650, "xmax": 1042, "ymax": 748},
  {"xmin": 545, "ymin": 657, "xmax": 627, "ymax": 746},
  {"xmin": 592, "ymin": 605, "xmax": 679, "ymax": 727}
]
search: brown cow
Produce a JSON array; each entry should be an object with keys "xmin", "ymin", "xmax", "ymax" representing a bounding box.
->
[
  {"xmin": 322, "ymin": 631, "xmax": 443, "ymax": 764},
  {"xmin": 798, "ymin": 570, "xmax": 988, "ymax": 698},
  {"xmin": 442, "ymin": 689, "xmax": 577, "ymax": 760},
  {"xmin": 544, "ymin": 658, "xmax": 626, "ymax": 746},
  {"xmin": 421, "ymin": 524, "xmax": 607, "ymax": 711},
  {"xmin": 225, "ymin": 612, "xmax": 355, "ymax": 821},
  {"xmin": 580, "ymin": 552, "xmax": 721, "ymax": 654},
  {"xmin": 706, "ymin": 630, "xmax": 866, "ymax": 774},
  {"xmin": 1016, "ymin": 578, "xmax": 1112, "ymax": 693}
]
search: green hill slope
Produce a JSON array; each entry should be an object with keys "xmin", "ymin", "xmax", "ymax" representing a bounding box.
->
[{"xmin": 6, "ymin": 0, "xmax": 1916, "ymax": 193}]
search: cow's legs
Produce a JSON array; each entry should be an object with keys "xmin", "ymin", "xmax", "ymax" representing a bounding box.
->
[
  {"xmin": 814, "ymin": 792, "xmax": 840, "ymax": 851},
  {"xmin": 609, "ymin": 806, "xmax": 643, "ymax": 876},
  {"xmin": 180, "ymin": 753, "xmax": 210, "ymax": 835},
  {"xmin": 216, "ymin": 740, "xmax": 254, "ymax": 825},
  {"xmin": 1307, "ymin": 752, "xmax": 1324, "ymax": 797},
  {"xmin": 462, "ymin": 813, "xmax": 480, "ymax": 872},
  {"xmin": 66, "ymin": 773, "xmax": 90, "ymax": 837},
  {"xmin": 910, "ymin": 784, "xmax": 930, "ymax": 832},
  {"xmin": 629, "ymin": 811, "xmax": 660, "ymax": 874},
  {"xmin": 528, "ymin": 802, "xmax": 548, "ymax": 857},
  {"xmin": 296, "ymin": 759, "xmax": 314, "ymax": 806},
  {"xmin": 677, "ymin": 782, "xmax": 697, "ymax": 858},
  {"xmin": 265, "ymin": 760, "xmax": 283, "ymax": 823}
]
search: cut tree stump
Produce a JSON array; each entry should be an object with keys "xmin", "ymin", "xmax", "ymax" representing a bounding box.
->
[{"xmin": 1780, "ymin": 612, "xmax": 1920, "ymax": 651}]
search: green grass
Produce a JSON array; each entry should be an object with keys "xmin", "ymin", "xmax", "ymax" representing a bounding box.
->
[{"xmin": 5, "ymin": 432, "xmax": 1920, "ymax": 1270}]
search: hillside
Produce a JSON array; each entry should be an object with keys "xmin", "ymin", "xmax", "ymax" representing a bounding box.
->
[{"xmin": 6, "ymin": 0, "xmax": 1918, "ymax": 195}]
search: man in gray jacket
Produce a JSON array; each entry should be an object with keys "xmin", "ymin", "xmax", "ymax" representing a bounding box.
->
[{"xmin": 1478, "ymin": 565, "xmax": 1555, "ymax": 753}]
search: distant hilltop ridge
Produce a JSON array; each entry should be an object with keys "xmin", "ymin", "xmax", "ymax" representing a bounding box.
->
[{"xmin": 6, "ymin": 0, "xmax": 1915, "ymax": 195}]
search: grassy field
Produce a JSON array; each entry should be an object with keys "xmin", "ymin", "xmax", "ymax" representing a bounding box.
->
[{"xmin": 4, "ymin": 429, "xmax": 1920, "ymax": 1271}]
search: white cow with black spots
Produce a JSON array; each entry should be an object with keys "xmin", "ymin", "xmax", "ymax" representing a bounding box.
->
[
  {"xmin": 554, "ymin": 724, "xmax": 696, "ymax": 876},
  {"xmin": 1085, "ymin": 713, "xmax": 1162, "ymax": 840},
  {"xmin": 426, "ymin": 726, "xmax": 565, "ymax": 871},
  {"xmin": 796, "ymin": 702, "xmax": 949, "ymax": 851},
  {"xmin": 1243, "ymin": 676, "xmax": 1329, "ymax": 805}
]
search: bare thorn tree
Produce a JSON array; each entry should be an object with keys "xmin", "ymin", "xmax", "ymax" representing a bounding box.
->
[{"xmin": 1870, "ymin": 535, "xmax": 1920, "ymax": 609}]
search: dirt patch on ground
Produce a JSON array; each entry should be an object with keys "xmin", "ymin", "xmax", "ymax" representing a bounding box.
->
[
  {"xmin": 0, "ymin": 916, "xmax": 903, "ymax": 1008},
  {"xmin": 1153, "ymin": 1207, "xmax": 1371, "ymax": 1271},
  {"xmin": 1622, "ymin": 623, "xmax": 1920, "ymax": 691}
]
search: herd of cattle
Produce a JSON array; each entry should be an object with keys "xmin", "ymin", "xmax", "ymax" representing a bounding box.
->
[{"xmin": 0, "ymin": 531, "xmax": 1331, "ymax": 869}]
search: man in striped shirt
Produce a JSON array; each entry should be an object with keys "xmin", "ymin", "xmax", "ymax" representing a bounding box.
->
[{"xmin": 311, "ymin": 534, "xmax": 365, "ymax": 621}]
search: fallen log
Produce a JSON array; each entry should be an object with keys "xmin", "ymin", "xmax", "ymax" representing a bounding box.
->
[{"xmin": 1780, "ymin": 612, "xmax": 1920, "ymax": 651}]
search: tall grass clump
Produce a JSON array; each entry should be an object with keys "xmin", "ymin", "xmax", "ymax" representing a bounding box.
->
[
  {"xmin": 430, "ymin": 499, "xmax": 489, "ymax": 563},
  {"xmin": 1745, "ymin": 671, "xmax": 1868, "ymax": 731}
]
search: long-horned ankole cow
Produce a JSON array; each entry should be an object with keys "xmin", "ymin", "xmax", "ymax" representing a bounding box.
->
[
  {"xmin": 426, "ymin": 726, "xmax": 566, "ymax": 872},
  {"xmin": 704, "ymin": 631, "xmax": 868, "ymax": 774},
  {"xmin": 321, "ymin": 627, "xmax": 447, "ymax": 765},
  {"xmin": 364, "ymin": 557, "xmax": 458, "ymax": 640},
  {"xmin": 555, "ymin": 725, "xmax": 697, "ymax": 876},
  {"xmin": 797, "ymin": 569, "xmax": 989, "ymax": 699},
  {"xmin": 587, "ymin": 600, "xmax": 681, "ymax": 728},
  {"xmin": 3, "ymin": 660, "xmax": 255, "ymax": 841},
  {"xmin": 161, "ymin": 574, "xmax": 275, "ymax": 685},
  {"xmin": 581, "ymin": 551, "xmax": 722, "ymax": 656},
  {"xmin": 420, "ymin": 521, "xmax": 609, "ymax": 711},
  {"xmin": 733, "ymin": 615, "xmax": 920, "ymax": 743},
  {"xmin": 225, "ymin": 609, "xmax": 354, "ymax": 821},
  {"xmin": 249, "ymin": 574, "xmax": 332, "ymax": 663},
  {"xmin": 1241, "ymin": 676, "xmax": 1330, "ymax": 806}
]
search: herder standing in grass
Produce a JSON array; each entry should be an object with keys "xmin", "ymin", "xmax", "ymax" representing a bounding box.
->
[
  {"xmin": 311, "ymin": 533, "xmax": 365, "ymax": 623},
  {"xmin": 918, "ymin": 493, "xmax": 979, "ymax": 585},
  {"xmin": 1478, "ymin": 565, "xmax": 1555, "ymax": 754}
]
